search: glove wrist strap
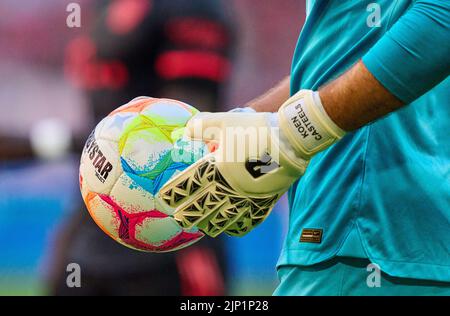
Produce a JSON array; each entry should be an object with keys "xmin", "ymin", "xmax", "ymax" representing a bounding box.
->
[{"xmin": 278, "ymin": 90, "xmax": 346, "ymax": 159}]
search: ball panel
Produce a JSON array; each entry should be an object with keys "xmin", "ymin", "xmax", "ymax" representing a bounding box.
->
[
  {"xmin": 119, "ymin": 115, "xmax": 194, "ymax": 196},
  {"xmin": 96, "ymin": 112, "xmax": 138, "ymax": 143},
  {"xmin": 79, "ymin": 163, "xmax": 89, "ymax": 200},
  {"xmin": 80, "ymin": 137, "xmax": 122, "ymax": 195},
  {"xmin": 134, "ymin": 217, "xmax": 204, "ymax": 252},
  {"xmin": 135, "ymin": 217, "xmax": 181, "ymax": 246},
  {"xmin": 140, "ymin": 99, "xmax": 197, "ymax": 126},
  {"xmin": 121, "ymin": 127, "xmax": 173, "ymax": 171},
  {"xmin": 108, "ymin": 97, "xmax": 157, "ymax": 117},
  {"xmin": 85, "ymin": 192, "xmax": 121, "ymax": 240},
  {"xmin": 160, "ymin": 230, "xmax": 205, "ymax": 252},
  {"xmin": 109, "ymin": 173, "xmax": 156, "ymax": 214}
]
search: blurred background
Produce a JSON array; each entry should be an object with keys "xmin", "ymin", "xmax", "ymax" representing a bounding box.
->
[{"xmin": 0, "ymin": 0, "xmax": 305, "ymax": 295}]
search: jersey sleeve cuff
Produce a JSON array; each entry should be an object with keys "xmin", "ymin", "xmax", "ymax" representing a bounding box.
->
[{"xmin": 362, "ymin": 39, "xmax": 417, "ymax": 104}]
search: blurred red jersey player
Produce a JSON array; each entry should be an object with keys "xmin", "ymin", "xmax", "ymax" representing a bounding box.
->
[{"xmin": 50, "ymin": 0, "xmax": 235, "ymax": 296}]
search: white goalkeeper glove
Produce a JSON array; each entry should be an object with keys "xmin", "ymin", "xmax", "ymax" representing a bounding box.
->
[{"xmin": 159, "ymin": 90, "xmax": 346, "ymax": 237}]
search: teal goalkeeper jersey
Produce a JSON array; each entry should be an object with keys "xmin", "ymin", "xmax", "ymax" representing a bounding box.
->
[{"xmin": 279, "ymin": 0, "xmax": 450, "ymax": 282}]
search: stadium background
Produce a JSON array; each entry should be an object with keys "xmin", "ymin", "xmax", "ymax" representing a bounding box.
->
[{"xmin": 0, "ymin": 0, "xmax": 305, "ymax": 295}]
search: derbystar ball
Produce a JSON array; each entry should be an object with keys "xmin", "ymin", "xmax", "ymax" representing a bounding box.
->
[{"xmin": 79, "ymin": 97, "xmax": 209, "ymax": 252}]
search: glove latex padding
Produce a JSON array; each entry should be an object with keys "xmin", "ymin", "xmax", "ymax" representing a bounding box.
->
[{"xmin": 159, "ymin": 90, "xmax": 345, "ymax": 237}]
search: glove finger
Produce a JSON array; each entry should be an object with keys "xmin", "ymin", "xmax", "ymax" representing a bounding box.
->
[
  {"xmin": 160, "ymin": 155, "xmax": 223, "ymax": 230},
  {"xmin": 159, "ymin": 153, "xmax": 239, "ymax": 235},
  {"xmin": 224, "ymin": 203, "xmax": 276, "ymax": 237},
  {"xmin": 185, "ymin": 112, "xmax": 230, "ymax": 142},
  {"xmin": 201, "ymin": 191, "xmax": 278, "ymax": 237},
  {"xmin": 160, "ymin": 156, "xmax": 211, "ymax": 208},
  {"xmin": 197, "ymin": 199, "xmax": 250, "ymax": 237}
]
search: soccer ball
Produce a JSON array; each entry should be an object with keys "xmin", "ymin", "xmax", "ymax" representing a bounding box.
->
[{"xmin": 79, "ymin": 97, "xmax": 209, "ymax": 252}]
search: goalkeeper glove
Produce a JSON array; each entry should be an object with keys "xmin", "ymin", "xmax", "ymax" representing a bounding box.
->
[{"xmin": 159, "ymin": 90, "xmax": 346, "ymax": 237}]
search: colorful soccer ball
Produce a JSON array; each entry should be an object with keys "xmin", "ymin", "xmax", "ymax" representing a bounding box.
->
[{"xmin": 79, "ymin": 97, "xmax": 209, "ymax": 252}]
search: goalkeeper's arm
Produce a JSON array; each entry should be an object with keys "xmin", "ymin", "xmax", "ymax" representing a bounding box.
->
[{"xmin": 247, "ymin": 0, "xmax": 449, "ymax": 132}]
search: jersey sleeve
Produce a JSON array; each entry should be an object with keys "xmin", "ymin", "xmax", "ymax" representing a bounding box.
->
[{"xmin": 362, "ymin": 0, "xmax": 450, "ymax": 104}]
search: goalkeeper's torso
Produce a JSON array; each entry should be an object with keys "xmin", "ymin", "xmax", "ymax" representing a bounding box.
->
[{"xmin": 279, "ymin": 0, "xmax": 450, "ymax": 282}]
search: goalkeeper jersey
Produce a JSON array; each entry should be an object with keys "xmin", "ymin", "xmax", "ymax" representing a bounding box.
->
[{"xmin": 279, "ymin": 0, "xmax": 450, "ymax": 282}]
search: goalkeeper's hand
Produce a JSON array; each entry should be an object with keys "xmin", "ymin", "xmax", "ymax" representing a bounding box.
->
[{"xmin": 159, "ymin": 90, "xmax": 345, "ymax": 237}]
